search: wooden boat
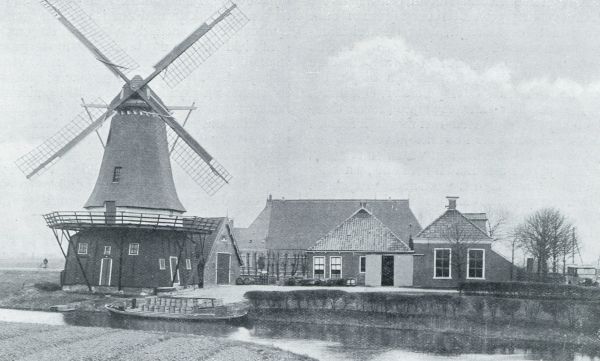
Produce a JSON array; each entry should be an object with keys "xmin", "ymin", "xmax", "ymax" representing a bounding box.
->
[{"xmin": 105, "ymin": 296, "xmax": 249, "ymax": 321}]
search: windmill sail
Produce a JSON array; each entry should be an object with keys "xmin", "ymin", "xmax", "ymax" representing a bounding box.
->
[
  {"xmin": 154, "ymin": 1, "xmax": 249, "ymax": 88},
  {"xmin": 15, "ymin": 99, "xmax": 110, "ymax": 179},
  {"xmin": 40, "ymin": 0, "xmax": 138, "ymax": 76},
  {"xmin": 166, "ymin": 127, "xmax": 232, "ymax": 195}
]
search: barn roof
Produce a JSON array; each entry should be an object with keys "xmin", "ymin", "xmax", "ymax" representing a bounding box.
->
[
  {"xmin": 236, "ymin": 197, "xmax": 422, "ymax": 251},
  {"xmin": 308, "ymin": 208, "xmax": 411, "ymax": 252}
]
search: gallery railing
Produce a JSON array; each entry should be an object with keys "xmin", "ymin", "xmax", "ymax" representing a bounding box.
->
[{"xmin": 43, "ymin": 211, "xmax": 220, "ymax": 234}]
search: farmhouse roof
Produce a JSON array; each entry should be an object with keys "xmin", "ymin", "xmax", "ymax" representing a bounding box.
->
[
  {"xmin": 236, "ymin": 197, "xmax": 422, "ymax": 251},
  {"xmin": 416, "ymin": 209, "xmax": 491, "ymax": 241},
  {"xmin": 308, "ymin": 208, "xmax": 411, "ymax": 252}
]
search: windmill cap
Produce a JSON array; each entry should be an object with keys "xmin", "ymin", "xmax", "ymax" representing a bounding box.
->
[{"xmin": 129, "ymin": 75, "xmax": 144, "ymax": 90}]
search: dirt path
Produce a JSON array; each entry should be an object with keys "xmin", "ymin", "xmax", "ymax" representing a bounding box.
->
[{"xmin": 0, "ymin": 321, "xmax": 313, "ymax": 361}]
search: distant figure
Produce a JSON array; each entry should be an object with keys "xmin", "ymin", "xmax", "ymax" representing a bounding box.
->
[{"xmin": 41, "ymin": 258, "xmax": 48, "ymax": 269}]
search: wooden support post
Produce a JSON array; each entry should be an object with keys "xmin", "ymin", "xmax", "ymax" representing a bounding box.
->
[
  {"xmin": 169, "ymin": 102, "xmax": 196, "ymax": 155},
  {"xmin": 172, "ymin": 236, "xmax": 185, "ymax": 286},
  {"xmin": 81, "ymin": 97, "xmax": 105, "ymax": 148},
  {"xmin": 64, "ymin": 230, "xmax": 92, "ymax": 292}
]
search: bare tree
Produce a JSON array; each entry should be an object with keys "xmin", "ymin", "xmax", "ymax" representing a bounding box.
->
[
  {"xmin": 441, "ymin": 220, "xmax": 486, "ymax": 280},
  {"xmin": 514, "ymin": 208, "xmax": 574, "ymax": 278}
]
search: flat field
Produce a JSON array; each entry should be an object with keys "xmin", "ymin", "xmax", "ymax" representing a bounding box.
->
[
  {"xmin": 0, "ymin": 270, "xmax": 106, "ymax": 311},
  {"xmin": 0, "ymin": 321, "xmax": 310, "ymax": 361}
]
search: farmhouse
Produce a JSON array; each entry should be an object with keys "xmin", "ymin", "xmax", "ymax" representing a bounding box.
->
[
  {"xmin": 234, "ymin": 196, "xmax": 422, "ymax": 279},
  {"xmin": 236, "ymin": 195, "xmax": 515, "ymax": 288},
  {"xmin": 412, "ymin": 197, "xmax": 514, "ymax": 288}
]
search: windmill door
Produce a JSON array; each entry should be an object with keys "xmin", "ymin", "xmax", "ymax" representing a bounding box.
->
[
  {"xmin": 216, "ymin": 253, "xmax": 231, "ymax": 285},
  {"xmin": 105, "ymin": 201, "xmax": 116, "ymax": 224},
  {"xmin": 381, "ymin": 255, "xmax": 394, "ymax": 286},
  {"xmin": 169, "ymin": 256, "xmax": 180, "ymax": 286},
  {"xmin": 99, "ymin": 258, "xmax": 112, "ymax": 286}
]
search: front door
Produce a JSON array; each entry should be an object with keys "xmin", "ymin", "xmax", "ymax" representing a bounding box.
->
[
  {"xmin": 216, "ymin": 253, "xmax": 231, "ymax": 285},
  {"xmin": 99, "ymin": 258, "xmax": 112, "ymax": 286},
  {"xmin": 169, "ymin": 256, "xmax": 180, "ymax": 285},
  {"xmin": 381, "ymin": 255, "xmax": 394, "ymax": 286}
]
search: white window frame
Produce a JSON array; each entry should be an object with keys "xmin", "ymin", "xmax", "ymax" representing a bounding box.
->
[
  {"xmin": 433, "ymin": 248, "xmax": 452, "ymax": 279},
  {"xmin": 128, "ymin": 243, "xmax": 139, "ymax": 256},
  {"xmin": 158, "ymin": 258, "xmax": 166, "ymax": 270},
  {"xmin": 359, "ymin": 256, "xmax": 366, "ymax": 273},
  {"xmin": 77, "ymin": 242, "xmax": 88, "ymax": 255},
  {"xmin": 313, "ymin": 256, "xmax": 325, "ymax": 279},
  {"xmin": 103, "ymin": 246, "xmax": 111, "ymax": 255},
  {"xmin": 467, "ymin": 248, "xmax": 485, "ymax": 280},
  {"xmin": 185, "ymin": 258, "xmax": 192, "ymax": 270},
  {"xmin": 330, "ymin": 256, "xmax": 343, "ymax": 279}
]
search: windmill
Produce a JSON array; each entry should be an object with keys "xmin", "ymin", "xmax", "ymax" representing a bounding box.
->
[{"xmin": 16, "ymin": 0, "xmax": 249, "ymax": 292}]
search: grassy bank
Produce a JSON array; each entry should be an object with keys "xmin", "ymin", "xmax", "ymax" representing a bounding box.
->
[
  {"xmin": 0, "ymin": 270, "xmax": 110, "ymax": 311},
  {"xmin": 0, "ymin": 321, "xmax": 311, "ymax": 361}
]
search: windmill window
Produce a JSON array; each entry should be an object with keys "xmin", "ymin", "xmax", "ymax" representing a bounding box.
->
[
  {"xmin": 112, "ymin": 167, "xmax": 122, "ymax": 183},
  {"xmin": 77, "ymin": 243, "xmax": 88, "ymax": 255},
  {"xmin": 359, "ymin": 256, "xmax": 366, "ymax": 273},
  {"xmin": 128, "ymin": 243, "xmax": 139, "ymax": 256},
  {"xmin": 103, "ymin": 246, "xmax": 111, "ymax": 255},
  {"xmin": 185, "ymin": 259, "xmax": 192, "ymax": 270},
  {"xmin": 158, "ymin": 258, "xmax": 166, "ymax": 270}
]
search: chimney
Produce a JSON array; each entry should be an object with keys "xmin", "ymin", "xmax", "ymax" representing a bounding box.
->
[
  {"xmin": 267, "ymin": 194, "xmax": 272, "ymax": 202},
  {"xmin": 446, "ymin": 196, "xmax": 459, "ymax": 210}
]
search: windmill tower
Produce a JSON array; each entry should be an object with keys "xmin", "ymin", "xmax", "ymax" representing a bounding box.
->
[{"xmin": 16, "ymin": 0, "xmax": 248, "ymax": 293}]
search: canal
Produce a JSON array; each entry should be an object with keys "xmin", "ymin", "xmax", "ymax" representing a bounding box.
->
[{"xmin": 0, "ymin": 308, "xmax": 599, "ymax": 361}]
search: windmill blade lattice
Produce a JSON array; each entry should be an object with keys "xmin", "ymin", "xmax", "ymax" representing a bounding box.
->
[
  {"xmin": 15, "ymin": 98, "xmax": 108, "ymax": 178},
  {"xmin": 157, "ymin": 1, "xmax": 249, "ymax": 88},
  {"xmin": 40, "ymin": 0, "xmax": 139, "ymax": 73},
  {"xmin": 166, "ymin": 128, "xmax": 232, "ymax": 195}
]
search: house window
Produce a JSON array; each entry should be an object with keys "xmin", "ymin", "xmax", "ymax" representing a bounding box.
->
[
  {"xmin": 128, "ymin": 243, "xmax": 139, "ymax": 256},
  {"xmin": 103, "ymin": 246, "xmax": 111, "ymax": 255},
  {"xmin": 313, "ymin": 256, "xmax": 325, "ymax": 279},
  {"xmin": 467, "ymin": 249, "xmax": 485, "ymax": 279},
  {"xmin": 330, "ymin": 256, "xmax": 342, "ymax": 279},
  {"xmin": 434, "ymin": 248, "xmax": 451, "ymax": 279},
  {"xmin": 359, "ymin": 256, "xmax": 366, "ymax": 273},
  {"xmin": 77, "ymin": 242, "xmax": 88, "ymax": 255},
  {"xmin": 112, "ymin": 166, "xmax": 122, "ymax": 183},
  {"xmin": 185, "ymin": 258, "xmax": 192, "ymax": 270},
  {"xmin": 158, "ymin": 258, "xmax": 166, "ymax": 270}
]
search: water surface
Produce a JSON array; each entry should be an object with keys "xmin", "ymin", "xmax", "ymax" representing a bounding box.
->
[{"xmin": 0, "ymin": 308, "xmax": 598, "ymax": 361}]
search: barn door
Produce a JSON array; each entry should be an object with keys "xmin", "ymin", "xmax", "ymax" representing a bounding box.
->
[
  {"xmin": 216, "ymin": 253, "xmax": 231, "ymax": 285},
  {"xmin": 99, "ymin": 258, "xmax": 112, "ymax": 286},
  {"xmin": 169, "ymin": 256, "xmax": 180, "ymax": 285}
]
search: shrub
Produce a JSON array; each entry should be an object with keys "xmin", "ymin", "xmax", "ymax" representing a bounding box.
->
[
  {"xmin": 285, "ymin": 277, "xmax": 297, "ymax": 286},
  {"xmin": 497, "ymin": 298, "xmax": 521, "ymax": 321},
  {"xmin": 458, "ymin": 281, "xmax": 600, "ymax": 301},
  {"xmin": 34, "ymin": 282, "xmax": 61, "ymax": 292},
  {"xmin": 235, "ymin": 277, "xmax": 245, "ymax": 285},
  {"xmin": 243, "ymin": 277, "xmax": 254, "ymax": 285}
]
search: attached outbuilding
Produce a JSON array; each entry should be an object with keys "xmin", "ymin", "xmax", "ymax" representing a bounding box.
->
[{"xmin": 307, "ymin": 207, "xmax": 415, "ymax": 286}]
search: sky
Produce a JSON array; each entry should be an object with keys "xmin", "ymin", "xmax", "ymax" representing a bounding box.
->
[{"xmin": 1, "ymin": 0, "xmax": 600, "ymax": 263}]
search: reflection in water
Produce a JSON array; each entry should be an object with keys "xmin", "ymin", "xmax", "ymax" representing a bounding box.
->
[{"xmin": 1, "ymin": 308, "xmax": 599, "ymax": 361}]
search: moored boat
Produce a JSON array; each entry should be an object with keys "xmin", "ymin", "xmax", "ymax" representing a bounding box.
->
[{"xmin": 105, "ymin": 296, "xmax": 248, "ymax": 321}]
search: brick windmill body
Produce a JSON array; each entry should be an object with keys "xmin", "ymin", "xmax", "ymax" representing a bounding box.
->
[{"xmin": 17, "ymin": 1, "xmax": 248, "ymax": 293}]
